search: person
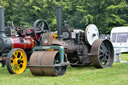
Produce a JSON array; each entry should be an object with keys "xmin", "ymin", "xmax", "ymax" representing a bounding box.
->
[{"xmin": 7, "ymin": 21, "xmax": 15, "ymax": 29}]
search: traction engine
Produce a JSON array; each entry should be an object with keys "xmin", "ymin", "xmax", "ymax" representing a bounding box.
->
[
  {"xmin": 28, "ymin": 7, "xmax": 114, "ymax": 76},
  {"xmin": 0, "ymin": 7, "xmax": 50, "ymax": 74}
]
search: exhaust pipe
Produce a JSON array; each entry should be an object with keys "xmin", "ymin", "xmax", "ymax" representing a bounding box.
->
[
  {"xmin": 0, "ymin": 7, "xmax": 12, "ymax": 55},
  {"xmin": 56, "ymin": 7, "xmax": 63, "ymax": 40},
  {"xmin": 0, "ymin": 7, "xmax": 6, "ymax": 37}
]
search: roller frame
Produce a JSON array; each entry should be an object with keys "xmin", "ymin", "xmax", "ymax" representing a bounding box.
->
[{"xmin": 28, "ymin": 46, "xmax": 69, "ymax": 68}]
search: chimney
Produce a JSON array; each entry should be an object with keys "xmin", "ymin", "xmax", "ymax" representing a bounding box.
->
[
  {"xmin": 56, "ymin": 7, "xmax": 63, "ymax": 40},
  {"xmin": 0, "ymin": 7, "xmax": 6, "ymax": 37}
]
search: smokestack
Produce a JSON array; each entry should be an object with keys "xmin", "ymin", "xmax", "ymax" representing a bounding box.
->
[
  {"xmin": 56, "ymin": 7, "xmax": 63, "ymax": 40},
  {"xmin": 0, "ymin": 7, "xmax": 6, "ymax": 37}
]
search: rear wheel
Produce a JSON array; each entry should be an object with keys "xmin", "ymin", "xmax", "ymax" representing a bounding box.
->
[
  {"xmin": 6, "ymin": 48, "xmax": 27, "ymax": 74},
  {"xmin": 90, "ymin": 39, "xmax": 114, "ymax": 68}
]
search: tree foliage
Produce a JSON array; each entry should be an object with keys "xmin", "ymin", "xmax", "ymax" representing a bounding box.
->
[{"xmin": 0, "ymin": 0, "xmax": 128, "ymax": 33}]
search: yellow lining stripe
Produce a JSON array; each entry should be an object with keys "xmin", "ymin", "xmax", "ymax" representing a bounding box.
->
[{"xmin": 32, "ymin": 39, "xmax": 34, "ymax": 48}]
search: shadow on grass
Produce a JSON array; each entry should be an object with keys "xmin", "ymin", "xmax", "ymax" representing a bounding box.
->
[
  {"xmin": 0, "ymin": 62, "xmax": 126, "ymax": 78},
  {"xmin": 0, "ymin": 65, "xmax": 97, "ymax": 78}
]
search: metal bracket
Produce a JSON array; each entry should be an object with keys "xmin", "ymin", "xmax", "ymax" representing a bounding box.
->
[
  {"xmin": 28, "ymin": 62, "xmax": 69, "ymax": 68},
  {"xmin": 32, "ymin": 46, "xmax": 65, "ymax": 63}
]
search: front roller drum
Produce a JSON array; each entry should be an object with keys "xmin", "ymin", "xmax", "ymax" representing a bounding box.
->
[
  {"xmin": 90, "ymin": 39, "xmax": 114, "ymax": 68},
  {"xmin": 29, "ymin": 51, "xmax": 67, "ymax": 76},
  {"xmin": 6, "ymin": 48, "xmax": 27, "ymax": 74}
]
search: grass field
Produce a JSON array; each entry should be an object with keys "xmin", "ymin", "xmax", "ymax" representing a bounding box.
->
[{"xmin": 0, "ymin": 54, "xmax": 128, "ymax": 85}]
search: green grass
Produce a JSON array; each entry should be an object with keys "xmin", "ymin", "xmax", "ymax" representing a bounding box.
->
[
  {"xmin": 121, "ymin": 53, "xmax": 128, "ymax": 61},
  {"xmin": 0, "ymin": 54, "xmax": 128, "ymax": 85}
]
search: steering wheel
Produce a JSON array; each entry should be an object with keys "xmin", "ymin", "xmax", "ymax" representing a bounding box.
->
[{"xmin": 33, "ymin": 19, "xmax": 51, "ymax": 43}]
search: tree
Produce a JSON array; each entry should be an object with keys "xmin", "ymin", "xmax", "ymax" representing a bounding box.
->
[{"xmin": 1, "ymin": 0, "xmax": 128, "ymax": 33}]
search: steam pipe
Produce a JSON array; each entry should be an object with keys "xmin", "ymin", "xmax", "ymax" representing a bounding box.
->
[
  {"xmin": 56, "ymin": 7, "xmax": 63, "ymax": 40},
  {"xmin": 0, "ymin": 7, "xmax": 6, "ymax": 37}
]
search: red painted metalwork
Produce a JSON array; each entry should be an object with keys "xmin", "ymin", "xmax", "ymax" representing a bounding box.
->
[{"xmin": 10, "ymin": 36, "xmax": 35, "ymax": 51}]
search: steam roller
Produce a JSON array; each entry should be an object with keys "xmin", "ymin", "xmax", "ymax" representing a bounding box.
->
[{"xmin": 28, "ymin": 7, "xmax": 114, "ymax": 76}]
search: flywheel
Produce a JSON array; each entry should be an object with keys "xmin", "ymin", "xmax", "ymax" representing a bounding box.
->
[
  {"xmin": 29, "ymin": 51, "xmax": 67, "ymax": 76},
  {"xmin": 90, "ymin": 39, "xmax": 114, "ymax": 68},
  {"xmin": 85, "ymin": 24, "xmax": 99, "ymax": 45}
]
